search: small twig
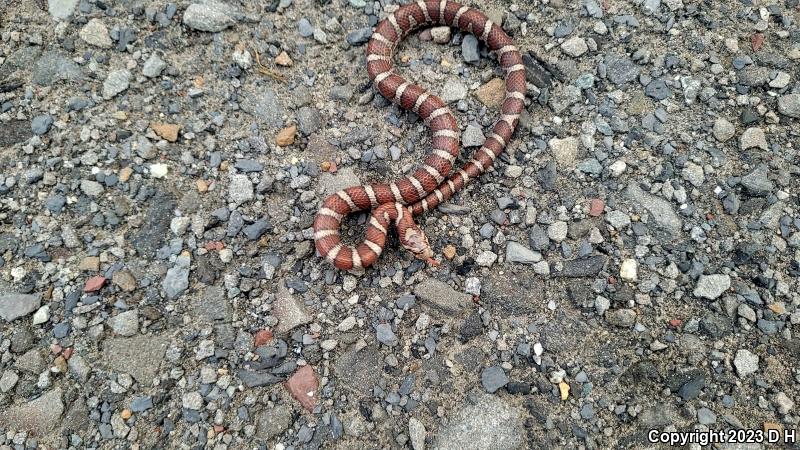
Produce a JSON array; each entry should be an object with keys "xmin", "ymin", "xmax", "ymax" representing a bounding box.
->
[{"xmin": 252, "ymin": 47, "xmax": 286, "ymax": 83}]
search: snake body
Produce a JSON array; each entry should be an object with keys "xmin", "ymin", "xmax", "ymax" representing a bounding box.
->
[{"xmin": 313, "ymin": 0, "xmax": 526, "ymax": 270}]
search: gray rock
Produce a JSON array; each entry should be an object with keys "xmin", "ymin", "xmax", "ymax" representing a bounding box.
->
[
  {"xmin": 481, "ymin": 366, "xmax": 509, "ymax": 393},
  {"xmin": 413, "ymin": 279, "xmax": 471, "ymax": 314},
  {"xmin": 229, "ymin": 174, "xmax": 254, "ymax": 203},
  {"xmin": 102, "ymin": 70, "xmax": 131, "ymax": 99},
  {"xmin": 130, "ymin": 396, "xmax": 153, "ymax": 413},
  {"xmin": 549, "ymin": 137, "xmax": 579, "ymax": 167},
  {"xmin": 334, "ymin": 344, "xmax": 381, "ymax": 396},
  {"xmin": 48, "ymin": 0, "xmax": 79, "ymax": 20},
  {"xmin": 0, "ymin": 370, "xmax": 19, "ymax": 393},
  {"xmin": 434, "ymin": 394, "xmax": 525, "ymax": 450},
  {"xmin": 296, "ymin": 106, "xmax": 321, "ymax": 135},
  {"xmin": 102, "ymin": 334, "xmax": 169, "ymax": 386},
  {"xmin": 237, "ymin": 370, "xmax": 282, "ymax": 388},
  {"xmin": 162, "ymin": 255, "xmax": 191, "ymax": 300},
  {"xmin": 68, "ymin": 355, "xmax": 91, "ymax": 382},
  {"xmin": 505, "ymin": 242, "xmax": 541, "ymax": 264},
  {"xmin": 605, "ymin": 54, "xmax": 640, "ymax": 86},
  {"xmin": 712, "ymin": 118, "xmax": 735, "ymax": 142},
  {"xmin": 606, "ymin": 309, "xmax": 637, "ymax": 327},
  {"xmin": 191, "ymin": 286, "xmax": 230, "ymax": 323},
  {"xmin": 561, "ymin": 37, "xmax": 588, "ymax": 57},
  {"xmin": 462, "ymin": 125, "xmax": 485, "ymax": 147},
  {"xmin": 0, "ymin": 388, "xmax": 64, "ymax": 436},
  {"xmin": 79, "ymin": 18, "xmax": 113, "ymax": 48},
  {"xmin": 409, "ymin": 417, "xmax": 426, "ymax": 450},
  {"xmin": 298, "ymin": 18, "xmax": 314, "ymax": 37},
  {"xmin": 606, "ymin": 210, "xmax": 631, "ymax": 229},
  {"xmin": 0, "ymin": 293, "xmax": 41, "ymax": 322},
  {"xmin": 733, "ymin": 349, "xmax": 759, "ymax": 377},
  {"xmin": 142, "ymin": 53, "xmax": 167, "ymax": 78},
  {"xmin": 107, "ymin": 310, "xmax": 138, "ymax": 336},
  {"xmin": 132, "ymin": 191, "xmax": 176, "ymax": 257},
  {"xmin": 31, "ymin": 115, "xmax": 54, "ymax": 135},
  {"xmin": 375, "ymin": 323, "xmax": 397, "ymax": 346},
  {"xmin": 319, "ymin": 167, "xmax": 360, "ymax": 196},
  {"xmin": 32, "ymin": 52, "xmax": 81, "ymax": 85},
  {"xmin": 693, "ymin": 274, "xmax": 731, "ymax": 300},
  {"xmin": 243, "ymin": 218, "xmax": 271, "ymax": 240},
  {"xmin": 740, "ymin": 127, "xmax": 768, "ymax": 150},
  {"xmin": 442, "ymin": 79, "xmax": 467, "ymax": 103},
  {"xmin": 642, "ymin": 0, "xmax": 661, "ymax": 14},
  {"xmin": 80, "ymin": 179, "xmax": 104, "ymax": 196},
  {"xmin": 256, "ymin": 405, "xmax": 292, "ymax": 440},
  {"xmin": 624, "ymin": 183, "xmax": 682, "ymax": 238},
  {"xmin": 462, "ymin": 35, "xmax": 479, "ymax": 63},
  {"xmin": 741, "ymin": 165, "xmax": 773, "ymax": 196},
  {"xmin": 273, "ymin": 282, "xmax": 312, "ymax": 334},
  {"xmin": 240, "ymin": 87, "xmax": 284, "ymax": 128},
  {"xmin": 346, "ymin": 28, "xmax": 372, "ymax": 46},
  {"xmin": 183, "ymin": 1, "xmax": 236, "ymax": 32},
  {"xmin": 777, "ymin": 93, "xmax": 800, "ymax": 118},
  {"xmin": 645, "ymin": 79, "xmax": 671, "ymax": 100}
]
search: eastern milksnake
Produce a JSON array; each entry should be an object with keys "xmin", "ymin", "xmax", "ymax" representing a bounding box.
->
[{"xmin": 313, "ymin": 0, "xmax": 526, "ymax": 270}]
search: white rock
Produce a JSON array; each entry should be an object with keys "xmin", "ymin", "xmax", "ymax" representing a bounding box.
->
[
  {"xmin": 620, "ymin": 259, "xmax": 638, "ymax": 281},
  {"xmin": 149, "ymin": 163, "xmax": 168, "ymax": 178},
  {"xmin": 561, "ymin": 37, "xmax": 588, "ymax": 57},
  {"xmin": 32, "ymin": 305, "xmax": 50, "ymax": 325},
  {"xmin": 609, "ymin": 160, "xmax": 627, "ymax": 177}
]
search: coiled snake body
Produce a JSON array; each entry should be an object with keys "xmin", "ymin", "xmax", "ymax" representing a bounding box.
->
[{"xmin": 313, "ymin": 0, "xmax": 526, "ymax": 270}]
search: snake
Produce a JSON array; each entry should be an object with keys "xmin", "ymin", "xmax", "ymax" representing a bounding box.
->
[{"xmin": 313, "ymin": 0, "xmax": 526, "ymax": 270}]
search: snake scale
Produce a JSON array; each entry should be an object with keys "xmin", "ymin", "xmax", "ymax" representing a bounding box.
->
[{"xmin": 313, "ymin": 0, "xmax": 526, "ymax": 270}]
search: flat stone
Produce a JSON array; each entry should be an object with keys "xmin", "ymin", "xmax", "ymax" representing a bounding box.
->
[
  {"xmin": 102, "ymin": 69, "xmax": 131, "ymax": 99},
  {"xmin": 334, "ymin": 344, "xmax": 381, "ymax": 397},
  {"xmin": 777, "ymin": 93, "xmax": 800, "ymax": 118},
  {"xmin": 273, "ymin": 282, "xmax": 312, "ymax": 334},
  {"xmin": 605, "ymin": 54, "xmax": 640, "ymax": 86},
  {"xmin": 693, "ymin": 274, "xmax": 731, "ymax": 300},
  {"xmin": 606, "ymin": 308, "xmax": 637, "ymax": 327},
  {"xmin": 549, "ymin": 137, "xmax": 579, "ymax": 167},
  {"xmin": 441, "ymin": 79, "xmax": 468, "ymax": 103},
  {"xmin": 228, "ymin": 174, "xmax": 254, "ymax": 203},
  {"xmin": 80, "ymin": 179, "xmax": 104, "ymax": 196},
  {"xmin": 413, "ymin": 279, "xmax": 471, "ymax": 314},
  {"xmin": 151, "ymin": 123, "xmax": 180, "ymax": 142},
  {"xmin": 79, "ymin": 18, "xmax": 112, "ymax": 48},
  {"xmin": 285, "ymin": 365, "xmax": 318, "ymax": 411},
  {"xmin": 741, "ymin": 165, "xmax": 773, "ymax": 196},
  {"xmin": 0, "ymin": 388, "xmax": 64, "ymax": 437},
  {"xmin": 142, "ymin": 53, "xmax": 167, "ymax": 78},
  {"xmin": 740, "ymin": 127, "xmax": 768, "ymax": 150},
  {"xmin": 102, "ymin": 334, "xmax": 169, "ymax": 386},
  {"xmin": 481, "ymin": 366, "xmax": 509, "ymax": 393},
  {"xmin": 733, "ymin": 349, "xmax": 759, "ymax": 377},
  {"xmin": 107, "ymin": 309, "xmax": 138, "ymax": 336},
  {"xmin": 475, "ymin": 78, "xmax": 505, "ymax": 109},
  {"xmin": 375, "ymin": 323, "xmax": 397, "ymax": 346},
  {"xmin": 553, "ymin": 256, "xmax": 607, "ymax": 278},
  {"xmin": 162, "ymin": 255, "xmax": 190, "ymax": 299},
  {"xmin": 256, "ymin": 404, "xmax": 292, "ymax": 440},
  {"xmin": 48, "ymin": 0, "xmax": 79, "ymax": 20},
  {"xmin": 32, "ymin": 51, "xmax": 82, "ymax": 85},
  {"xmin": 505, "ymin": 242, "xmax": 541, "ymax": 264},
  {"xmin": 183, "ymin": 1, "xmax": 236, "ymax": 32},
  {"xmin": 462, "ymin": 34, "xmax": 479, "ymax": 63},
  {"xmin": 0, "ymin": 293, "xmax": 41, "ymax": 322},
  {"xmin": 191, "ymin": 286, "xmax": 230, "ymax": 323},
  {"xmin": 624, "ymin": 183, "xmax": 682, "ymax": 238},
  {"xmin": 434, "ymin": 394, "xmax": 525, "ymax": 450},
  {"xmin": 462, "ymin": 124, "xmax": 485, "ymax": 147}
]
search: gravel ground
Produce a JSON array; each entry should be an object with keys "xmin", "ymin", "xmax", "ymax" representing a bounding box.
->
[{"xmin": 1, "ymin": 0, "xmax": 799, "ymax": 449}]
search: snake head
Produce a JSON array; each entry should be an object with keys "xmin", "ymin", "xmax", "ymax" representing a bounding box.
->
[{"xmin": 402, "ymin": 227, "xmax": 439, "ymax": 266}]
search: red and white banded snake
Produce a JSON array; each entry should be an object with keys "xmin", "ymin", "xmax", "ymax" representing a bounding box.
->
[{"xmin": 313, "ymin": 0, "xmax": 526, "ymax": 270}]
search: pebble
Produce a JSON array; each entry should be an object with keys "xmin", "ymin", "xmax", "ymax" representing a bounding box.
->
[
  {"xmin": 777, "ymin": 93, "xmax": 800, "ymax": 118},
  {"xmin": 561, "ymin": 37, "xmax": 588, "ymax": 57},
  {"xmin": 548, "ymin": 137, "xmax": 579, "ymax": 167},
  {"xmin": 619, "ymin": 259, "xmax": 637, "ymax": 281},
  {"xmin": 547, "ymin": 221, "xmax": 568, "ymax": 242},
  {"xmin": 606, "ymin": 309, "xmax": 637, "ymax": 327},
  {"xmin": 441, "ymin": 79, "xmax": 467, "ymax": 103},
  {"xmin": 376, "ymin": 323, "xmax": 397, "ymax": 346},
  {"xmin": 693, "ymin": 274, "xmax": 731, "ymax": 300},
  {"xmin": 108, "ymin": 310, "xmax": 139, "ymax": 336},
  {"xmin": 462, "ymin": 35, "xmax": 479, "ymax": 63},
  {"xmin": 31, "ymin": 114, "xmax": 54, "ymax": 135},
  {"xmin": 150, "ymin": 163, "xmax": 168, "ymax": 178},
  {"xmin": 229, "ymin": 174, "xmax": 254, "ymax": 203},
  {"xmin": 183, "ymin": 1, "xmax": 236, "ymax": 32},
  {"xmin": 740, "ymin": 127, "xmax": 768, "ymax": 150},
  {"xmin": 712, "ymin": 118, "xmax": 735, "ymax": 142},
  {"xmin": 462, "ymin": 125, "xmax": 485, "ymax": 147},
  {"xmin": 103, "ymin": 70, "xmax": 131, "ymax": 99},
  {"xmin": 286, "ymin": 365, "xmax": 318, "ymax": 411},
  {"xmin": 505, "ymin": 242, "xmax": 541, "ymax": 264},
  {"xmin": 481, "ymin": 366, "xmax": 509, "ymax": 393},
  {"xmin": 79, "ymin": 18, "xmax": 113, "ymax": 48},
  {"xmin": 733, "ymin": 349, "xmax": 759, "ymax": 377},
  {"xmin": 431, "ymin": 26, "xmax": 451, "ymax": 44},
  {"xmin": 142, "ymin": 53, "xmax": 167, "ymax": 77}
]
